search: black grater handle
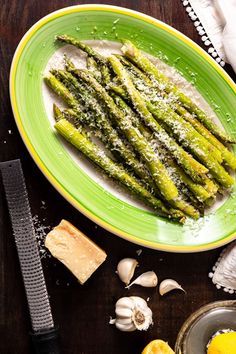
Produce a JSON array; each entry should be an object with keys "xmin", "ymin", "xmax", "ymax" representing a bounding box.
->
[{"xmin": 30, "ymin": 327, "xmax": 60, "ymax": 354}]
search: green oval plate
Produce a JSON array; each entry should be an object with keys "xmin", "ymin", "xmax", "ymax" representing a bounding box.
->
[{"xmin": 10, "ymin": 5, "xmax": 236, "ymax": 252}]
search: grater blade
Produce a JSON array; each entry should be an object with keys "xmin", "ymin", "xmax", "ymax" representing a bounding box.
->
[{"xmin": 0, "ymin": 159, "xmax": 54, "ymax": 332}]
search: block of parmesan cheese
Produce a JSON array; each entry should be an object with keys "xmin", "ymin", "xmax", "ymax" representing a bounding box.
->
[{"xmin": 45, "ymin": 219, "xmax": 107, "ymax": 284}]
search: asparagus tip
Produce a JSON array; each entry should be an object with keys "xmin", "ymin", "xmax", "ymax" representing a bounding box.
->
[
  {"xmin": 64, "ymin": 55, "xmax": 76, "ymax": 70},
  {"xmin": 50, "ymin": 68, "xmax": 57, "ymax": 75},
  {"xmin": 121, "ymin": 39, "xmax": 135, "ymax": 56},
  {"xmin": 53, "ymin": 103, "xmax": 62, "ymax": 121},
  {"xmin": 55, "ymin": 34, "xmax": 67, "ymax": 41},
  {"xmin": 43, "ymin": 75, "xmax": 50, "ymax": 85}
]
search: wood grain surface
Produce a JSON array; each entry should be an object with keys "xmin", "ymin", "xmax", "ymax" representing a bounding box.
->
[{"xmin": 0, "ymin": 1, "xmax": 235, "ymax": 353}]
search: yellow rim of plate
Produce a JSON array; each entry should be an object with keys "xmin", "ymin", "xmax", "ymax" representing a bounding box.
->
[{"xmin": 10, "ymin": 4, "xmax": 236, "ymax": 252}]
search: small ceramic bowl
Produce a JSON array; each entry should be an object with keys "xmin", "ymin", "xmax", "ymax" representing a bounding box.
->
[{"xmin": 175, "ymin": 300, "xmax": 236, "ymax": 354}]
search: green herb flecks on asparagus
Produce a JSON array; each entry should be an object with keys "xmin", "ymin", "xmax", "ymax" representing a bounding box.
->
[
  {"xmin": 121, "ymin": 62, "xmax": 235, "ymax": 183},
  {"xmin": 175, "ymin": 105, "xmax": 236, "ymax": 170},
  {"xmin": 118, "ymin": 60, "xmax": 223, "ymax": 164},
  {"xmin": 86, "ymin": 57, "xmax": 102, "ymax": 83},
  {"xmin": 108, "ymin": 55, "xmax": 233, "ymax": 188},
  {"xmin": 52, "ymin": 70, "xmax": 157, "ymax": 190},
  {"xmin": 54, "ymin": 115, "xmax": 185, "ymax": 221},
  {"xmin": 45, "ymin": 73, "xmax": 78, "ymax": 108},
  {"xmin": 111, "ymin": 94, "xmax": 200, "ymax": 217},
  {"xmin": 108, "ymin": 55, "xmax": 209, "ymax": 183},
  {"xmin": 56, "ymin": 34, "xmax": 107, "ymax": 65},
  {"xmin": 148, "ymin": 103, "xmax": 234, "ymax": 188},
  {"xmin": 70, "ymin": 69, "xmax": 180, "ymax": 201},
  {"xmin": 110, "ymin": 59, "xmax": 236, "ymax": 172},
  {"xmin": 123, "ymin": 59, "xmax": 236, "ymax": 170},
  {"xmin": 114, "ymin": 94, "xmax": 215, "ymax": 202},
  {"xmin": 121, "ymin": 39, "xmax": 236, "ymax": 144}
]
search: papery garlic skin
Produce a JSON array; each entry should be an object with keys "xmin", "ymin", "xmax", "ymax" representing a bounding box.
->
[
  {"xmin": 112, "ymin": 296, "xmax": 153, "ymax": 332},
  {"xmin": 116, "ymin": 258, "xmax": 138, "ymax": 285},
  {"xmin": 159, "ymin": 279, "xmax": 185, "ymax": 296},
  {"xmin": 126, "ymin": 271, "xmax": 158, "ymax": 288}
]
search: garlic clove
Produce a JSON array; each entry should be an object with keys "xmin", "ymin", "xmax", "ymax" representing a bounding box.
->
[
  {"xmin": 159, "ymin": 279, "xmax": 185, "ymax": 296},
  {"xmin": 115, "ymin": 307, "xmax": 133, "ymax": 318},
  {"xmin": 115, "ymin": 317, "xmax": 133, "ymax": 325},
  {"xmin": 116, "ymin": 258, "xmax": 138, "ymax": 285},
  {"xmin": 115, "ymin": 296, "xmax": 135, "ymax": 309},
  {"xmin": 115, "ymin": 322, "xmax": 136, "ymax": 332},
  {"xmin": 130, "ymin": 296, "xmax": 148, "ymax": 308},
  {"xmin": 126, "ymin": 271, "xmax": 158, "ymax": 289}
]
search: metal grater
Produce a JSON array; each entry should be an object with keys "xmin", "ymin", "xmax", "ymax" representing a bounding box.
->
[{"xmin": 0, "ymin": 159, "xmax": 60, "ymax": 354}]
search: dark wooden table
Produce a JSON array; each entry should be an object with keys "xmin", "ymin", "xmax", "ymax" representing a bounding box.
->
[{"xmin": 1, "ymin": 1, "xmax": 235, "ymax": 353}]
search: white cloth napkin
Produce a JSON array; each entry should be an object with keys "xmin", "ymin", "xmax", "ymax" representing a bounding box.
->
[
  {"xmin": 183, "ymin": 0, "xmax": 236, "ymax": 72},
  {"xmin": 209, "ymin": 240, "xmax": 236, "ymax": 293},
  {"xmin": 214, "ymin": 0, "xmax": 236, "ymax": 72}
]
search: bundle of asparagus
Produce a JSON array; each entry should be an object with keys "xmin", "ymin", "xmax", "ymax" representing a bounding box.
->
[{"xmin": 44, "ymin": 35, "xmax": 236, "ymax": 223}]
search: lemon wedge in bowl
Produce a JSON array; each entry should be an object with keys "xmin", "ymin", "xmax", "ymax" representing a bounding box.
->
[
  {"xmin": 142, "ymin": 339, "xmax": 174, "ymax": 354},
  {"xmin": 207, "ymin": 332, "xmax": 236, "ymax": 354}
]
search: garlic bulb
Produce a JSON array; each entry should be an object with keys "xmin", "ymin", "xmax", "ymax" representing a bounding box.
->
[
  {"xmin": 159, "ymin": 279, "xmax": 185, "ymax": 296},
  {"xmin": 126, "ymin": 271, "xmax": 158, "ymax": 289},
  {"xmin": 116, "ymin": 258, "xmax": 138, "ymax": 285},
  {"xmin": 111, "ymin": 296, "xmax": 153, "ymax": 332}
]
